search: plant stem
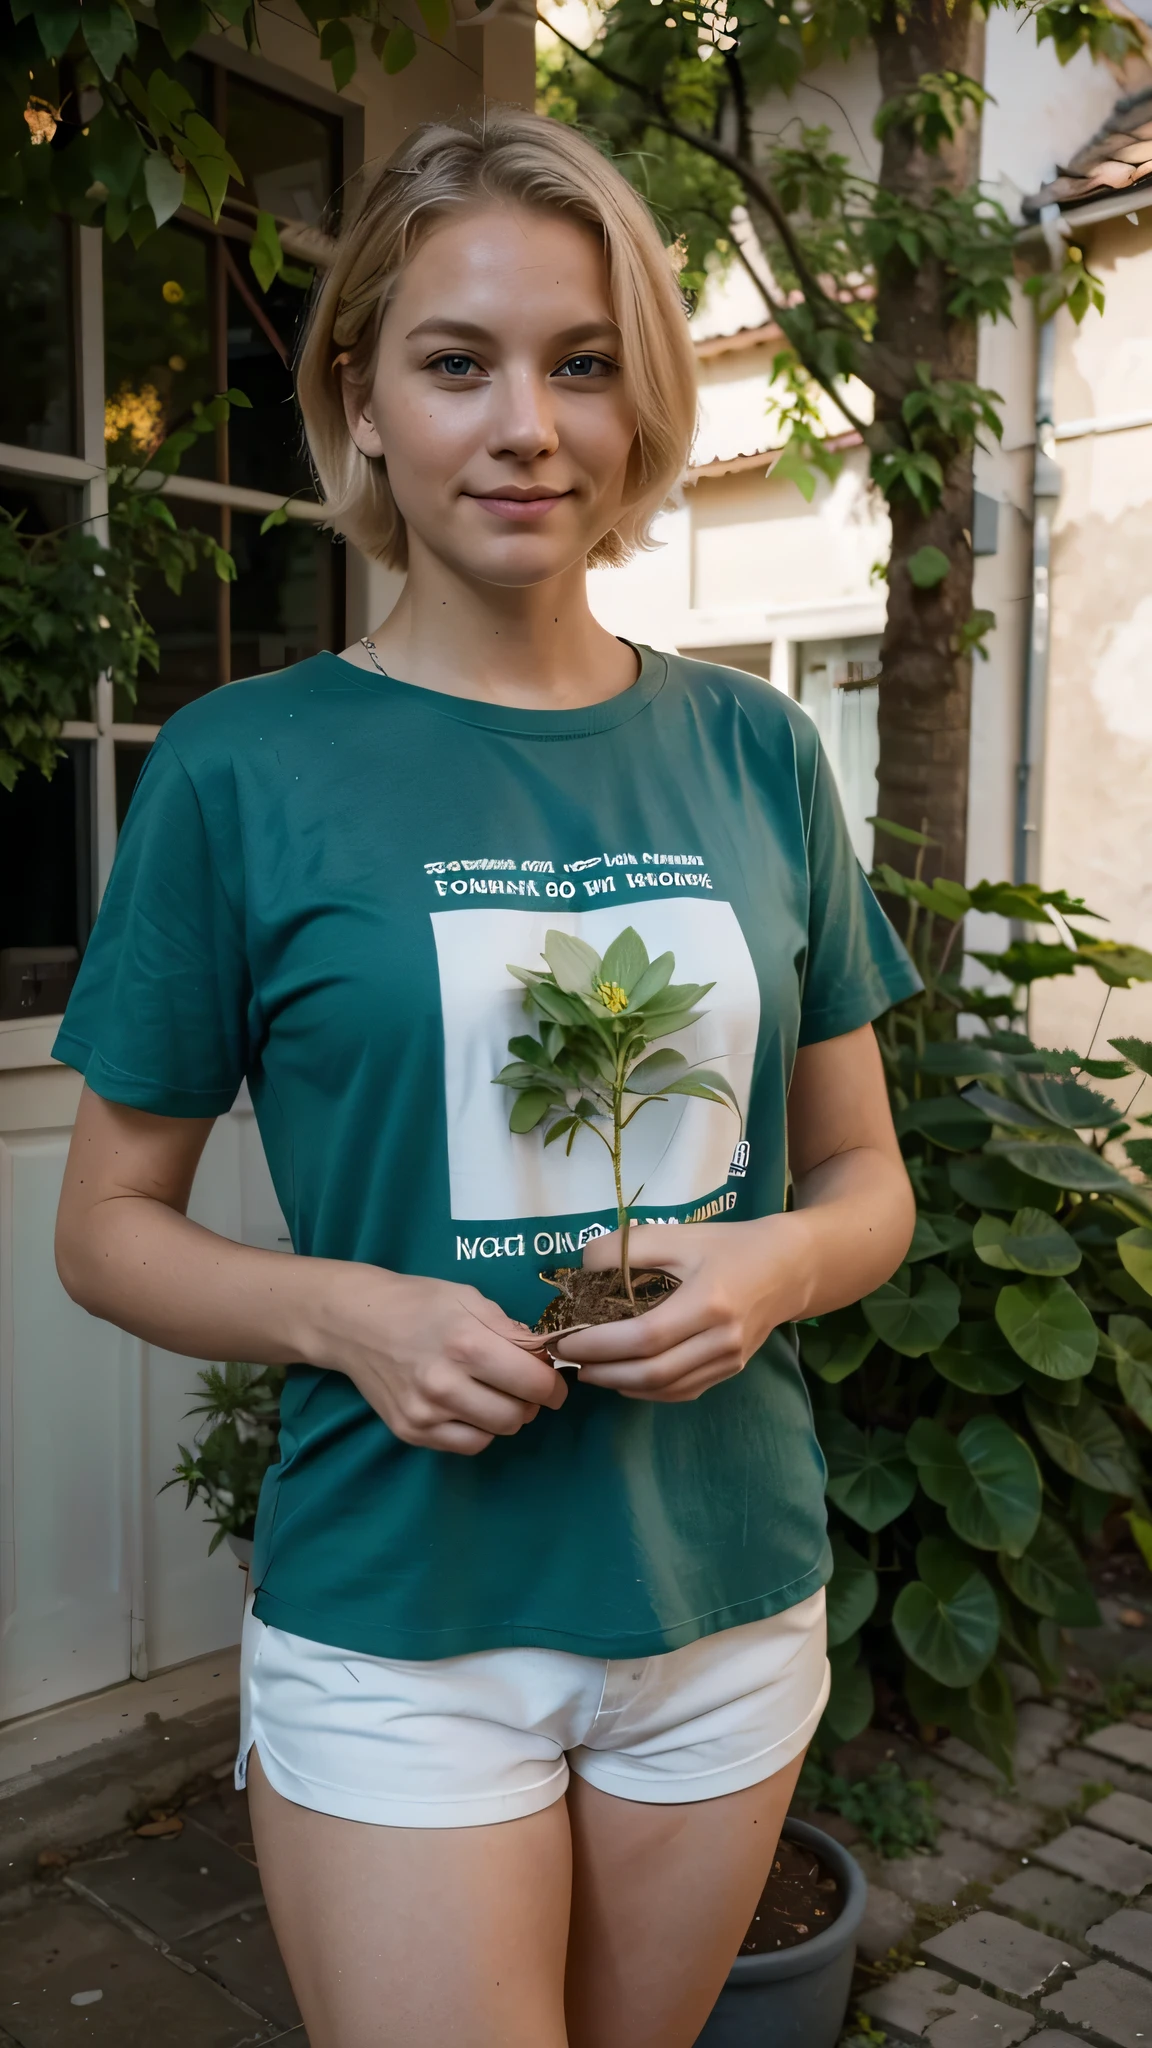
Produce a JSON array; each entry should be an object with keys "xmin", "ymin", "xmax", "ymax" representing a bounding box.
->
[{"xmin": 613, "ymin": 1042, "xmax": 635, "ymax": 1306}]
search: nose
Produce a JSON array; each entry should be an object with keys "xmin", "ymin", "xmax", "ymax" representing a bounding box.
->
[{"xmin": 488, "ymin": 365, "xmax": 560, "ymax": 463}]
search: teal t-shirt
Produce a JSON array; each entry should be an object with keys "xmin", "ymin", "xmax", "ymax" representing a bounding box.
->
[{"xmin": 55, "ymin": 645, "xmax": 919, "ymax": 1660}]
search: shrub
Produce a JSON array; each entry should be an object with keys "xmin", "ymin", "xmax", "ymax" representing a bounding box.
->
[
  {"xmin": 805, "ymin": 829, "xmax": 1152, "ymax": 1776},
  {"xmin": 164, "ymin": 1360, "xmax": 284, "ymax": 1552}
]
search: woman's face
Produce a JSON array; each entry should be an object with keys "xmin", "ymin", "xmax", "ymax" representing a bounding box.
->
[{"xmin": 343, "ymin": 203, "xmax": 639, "ymax": 587}]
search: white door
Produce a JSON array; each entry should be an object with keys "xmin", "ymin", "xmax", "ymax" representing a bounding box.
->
[
  {"xmin": 797, "ymin": 637, "xmax": 881, "ymax": 869},
  {"xmin": 0, "ymin": 1027, "xmax": 288, "ymax": 1722}
]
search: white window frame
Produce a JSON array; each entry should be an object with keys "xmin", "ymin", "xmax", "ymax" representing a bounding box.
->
[{"xmin": 0, "ymin": 40, "xmax": 362, "ymax": 907}]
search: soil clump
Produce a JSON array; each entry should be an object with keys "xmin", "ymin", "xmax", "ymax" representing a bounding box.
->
[
  {"xmin": 738, "ymin": 1836, "xmax": 844, "ymax": 1956},
  {"xmin": 534, "ymin": 1266, "xmax": 679, "ymax": 1333}
]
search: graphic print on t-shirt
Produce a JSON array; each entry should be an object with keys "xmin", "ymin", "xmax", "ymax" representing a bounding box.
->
[{"xmin": 430, "ymin": 893, "xmax": 760, "ymax": 1234}]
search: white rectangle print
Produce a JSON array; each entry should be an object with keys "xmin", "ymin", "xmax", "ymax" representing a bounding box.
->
[{"xmin": 431, "ymin": 899, "xmax": 761, "ymax": 1223}]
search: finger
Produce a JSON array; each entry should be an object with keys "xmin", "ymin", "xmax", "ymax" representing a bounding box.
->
[
  {"xmin": 459, "ymin": 1332, "xmax": 571, "ymax": 1407},
  {"xmin": 581, "ymin": 1224, "xmax": 691, "ymax": 1277},
  {"xmin": 576, "ymin": 1326, "xmax": 742, "ymax": 1394},
  {"xmin": 616, "ymin": 1362, "xmax": 737, "ymax": 1404},
  {"xmin": 419, "ymin": 1420, "xmax": 496, "ymax": 1456},
  {"xmin": 551, "ymin": 1285, "xmax": 713, "ymax": 1366}
]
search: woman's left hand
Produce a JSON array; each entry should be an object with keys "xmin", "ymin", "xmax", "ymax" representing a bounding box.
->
[{"xmin": 550, "ymin": 1217, "xmax": 810, "ymax": 1402}]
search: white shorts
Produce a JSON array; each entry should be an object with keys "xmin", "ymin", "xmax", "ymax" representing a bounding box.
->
[{"xmin": 236, "ymin": 1589, "xmax": 829, "ymax": 1828}]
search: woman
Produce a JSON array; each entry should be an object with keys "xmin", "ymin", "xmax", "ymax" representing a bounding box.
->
[{"xmin": 55, "ymin": 110, "xmax": 918, "ymax": 2048}]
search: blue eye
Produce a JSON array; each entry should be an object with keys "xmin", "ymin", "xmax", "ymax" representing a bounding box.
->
[
  {"xmin": 436, "ymin": 354, "xmax": 477, "ymax": 376},
  {"xmin": 556, "ymin": 355, "xmax": 609, "ymax": 378}
]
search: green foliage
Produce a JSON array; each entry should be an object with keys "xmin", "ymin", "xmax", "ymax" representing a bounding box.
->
[
  {"xmin": 799, "ymin": 1757, "xmax": 939, "ymax": 1858},
  {"xmin": 805, "ymin": 841, "xmax": 1152, "ymax": 1773},
  {"xmin": 164, "ymin": 1361, "xmax": 284, "ymax": 1552},
  {"xmin": 874, "ymin": 70, "xmax": 991, "ymax": 156},
  {"xmin": 0, "ymin": 395, "xmax": 242, "ymax": 788},
  {"xmin": 1025, "ymin": 245, "xmax": 1107, "ymax": 326},
  {"xmin": 496, "ymin": 926, "xmax": 738, "ymax": 1293}
]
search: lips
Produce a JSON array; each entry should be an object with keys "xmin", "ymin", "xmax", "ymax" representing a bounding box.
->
[{"xmin": 466, "ymin": 491, "xmax": 571, "ymax": 522}]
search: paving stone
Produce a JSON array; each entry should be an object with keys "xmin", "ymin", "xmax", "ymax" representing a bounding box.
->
[
  {"xmin": 1084, "ymin": 1726, "xmax": 1152, "ymax": 1777},
  {"xmin": 177, "ymin": 1909, "xmax": 300, "ymax": 2032},
  {"xmin": 1057, "ymin": 1748, "xmax": 1151, "ymax": 1799},
  {"xmin": 920, "ymin": 1910, "xmax": 1083, "ymax": 1999},
  {"xmin": 1040, "ymin": 1958, "xmax": 1152, "ymax": 2046},
  {"xmin": 1035, "ymin": 1824, "xmax": 1152, "ymax": 1898},
  {"xmin": 856, "ymin": 1881, "xmax": 917, "ymax": 1960},
  {"xmin": 877, "ymin": 1829, "xmax": 1008, "ymax": 1908},
  {"xmin": 1019, "ymin": 1762, "xmax": 1114, "ymax": 1812},
  {"xmin": 67, "ymin": 1820, "xmax": 264, "ymax": 1943},
  {"xmin": 861, "ymin": 1966, "xmax": 1037, "ymax": 2045},
  {"xmin": 183, "ymin": 1787, "xmax": 259, "ymax": 1867},
  {"xmin": 931, "ymin": 1784, "xmax": 1047, "ymax": 1853},
  {"xmin": 990, "ymin": 1865, "xmax": 1118, "ymax": 1943},
  {"xmin": 0, "ymin": 1893, "xmax": 270, "ymax": 2047},
  {"xmin": 1086, "ymin": 1908, "xmax": 1152, "ymax": 1976},
  {"xmin": 1014, "ymin": 1703, "xmax": 1080, "ymax": 1778},
  {"xmin": 938, "ymin": 1737, "xmax": 1006, "ymax": 1785},
  {"xmin": 1087, "ymin": 1793, "xmax": 1152, "ymax": 1852}
]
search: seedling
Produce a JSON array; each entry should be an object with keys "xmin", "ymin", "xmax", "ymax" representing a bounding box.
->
[{"xmin": 495, "ymin": 926, "xmax": 739, "ymax": 1318}]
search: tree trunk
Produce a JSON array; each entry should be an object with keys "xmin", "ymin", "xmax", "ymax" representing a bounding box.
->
[{"xmin": 871, "ymin": 2, "xmax": 986, "ymax": 892}]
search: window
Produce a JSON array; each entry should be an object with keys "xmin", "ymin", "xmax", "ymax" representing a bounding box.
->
[
  {"xmin": 797, "ymin": 637, "xmax": 882, "ymax": 869},
  {"xmin": 0, "ymin": 47, "xmax": 354, "ymax": 1011}
]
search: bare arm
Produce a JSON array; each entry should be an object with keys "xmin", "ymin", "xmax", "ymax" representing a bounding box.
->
[
  {"xmin": 56, "ymin": 1086, "xmax": 565, "ymax": 1455},
  {"xmin": 555, "ymin": 1024, "xmax": 915, "ymax": 1396}
]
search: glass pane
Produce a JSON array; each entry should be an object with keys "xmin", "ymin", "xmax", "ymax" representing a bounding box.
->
[
  {"xmin": 797, "ymin": 637, "xmax": 881, "ymax": 870},
  {"xmin": 116, "ymin": 742, "xmax": 153, "ymax": 828},
  {"xmin": 227, "ymin": 74, "xmax": 339, "ymax": 229},
  {"xmin": 104, "ymin": 223, "xmax": 215, "ymax": 478},
  {"xmin": 118, "ymin": 499, "xmax": 223, "ymax": 722},
  {"xmin": 226, "ymin": 269, "xmax": 314, "ymax": 499},
  {"xmin": 0, "ymin": 743, "xmax": 91, "ymax": 1017},
  {"xmin": 0, "ymin": 217, "xmax": 75, "ymax": 455},
  {"xmin": 230, "ymin": 512, "xmax": 343, "ymax": 679},
  {"xmin": 0, "ymin": 475, "xmax": 81, "ymax": 539}
]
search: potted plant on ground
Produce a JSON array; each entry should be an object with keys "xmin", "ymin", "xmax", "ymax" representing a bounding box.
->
[
  {"xmin": 496, "ymin": 925, "xmax": 739, "ymax": 1330},
  {"xmin": 165, "ymin": 1360, "xmax": 284, "ymax": 1565}
]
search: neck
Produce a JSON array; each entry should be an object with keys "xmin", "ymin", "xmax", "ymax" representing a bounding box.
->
[{"xmin": 356, "ymin": 541, "xmax": 639, "ymax": 710}]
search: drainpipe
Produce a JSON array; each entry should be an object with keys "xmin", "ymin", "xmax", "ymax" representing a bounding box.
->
[{"xmin": 1014, "ymin": 204, "xmax": 1065, "ymax": 886}]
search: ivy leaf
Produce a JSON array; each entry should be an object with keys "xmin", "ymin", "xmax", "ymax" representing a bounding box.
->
[
  {"xmin": 974, "ymin": 1208, "xmax": 1081, "ymax": 1277},
  {"xmin": 382, "ymin": 21, "xmax": 417, "ymax": 72},
  {"xmin": 249, "ymin": 210, "xmax": 284, "ymax": 293},
  {"xmin": 32, "ymin": 0, "xmax": 81, "ymax": 58},
  {"xmin": 908, "ymin": 1414, "xmax": 1041, "ymax": 1557},
  {"xmin": 155, "ymin": 0, "xmax": 209, "ymax": 59},
  {"xmin": 895, "ymin": 1096, "xmax": 991, "ymax": 1150},
  {"xmin": 932, "ymin": 1322, "xmax": 1024, "ymax": 1395},
  {"xmin": 799, "ymin": 1307, "xmax": 876, "ymax": 1384},
  {"xmin": 949, "ymin": 1152, "xmax": 1060, "ymax": 1214},
  {"xmin": 320, "ymin": 17, "xmax": 357, "ymax": 89},
  {"xmin": 143, "ymin": 150, "xmax": 185, "ymax": 229},
  {"xmin": 81, "ymin": 0, "xmax": 139, "ymax": 79},
  {"xmin": 998, "ymin": 1514, "xmax": 1101, "ymax": 1624},
  {"xmin": 908, "ymin": 1211, "xmax": 972, "ymax": 1261},
  {"xmin": 893, "ymin": 1537, "xmax": 1000, "ymax": 1689},
  {"xmin": 995, "ymin": 1275, "xmax": 1098, "ymax": 1380},
  {"xmin": 820, "ymin": 1416, "xmax": 917, "ymax": 1532},
  {"xmin": 826, "ymin": 1531, "xmax": 879, "ymax": 1649},
  {"xmin": 1024, "ymin": 1391, "xmax": 1136, "ymax": 1496},
  {"xmin": 599, "ymin": 927, "xmax": 648, "ymax": 995},
  {"xmin": 821, "ymin": 1633, "xmax": 875, "ymax": 1743},
  {"xmin": 908, "ymin": 544, "xmax": 950, "ymax": 589},
  {"xmin": 988, "ymin": 1140, "xmax": 1134, "ymax": 1196},
  {"xmin": 1117, "ymin": 1228, "xmax": 1152, "ymax": 1299},
  {"xmin": 862, "ymin": 1263, "xmax": 961, "ymax": 1356}
]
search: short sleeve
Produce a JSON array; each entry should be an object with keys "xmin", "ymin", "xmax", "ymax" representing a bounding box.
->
[
  {"xmin": 52, "ymin": 735, "xmax": 249, "ymax": 1116},
  {"xmin": 798, "ymin": 738, "xmax": 921, "ymax": 1047}
]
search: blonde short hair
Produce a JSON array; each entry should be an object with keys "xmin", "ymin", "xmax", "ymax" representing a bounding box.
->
[{"xmin": 296, "ymin": 108, "xmax": 698, "ymax": 570}]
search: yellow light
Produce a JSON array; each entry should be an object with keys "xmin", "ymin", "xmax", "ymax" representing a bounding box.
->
[
  {"xmin": 104, "ymin": 383, "xmax": 165, "ymax": 455},
  {"xmin": 162, "ymin": 280, "xmax": 185, "ymax": 304}
]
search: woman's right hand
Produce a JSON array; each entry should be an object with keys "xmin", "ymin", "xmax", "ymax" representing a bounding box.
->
[{"xmin": 310, "ymin": 1265, "xmax": 568, "ymax": 1455}]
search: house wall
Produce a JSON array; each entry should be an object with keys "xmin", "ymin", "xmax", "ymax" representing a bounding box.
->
[{"xmin": 1031, "ymin": 208, "xmax": 1152, "ymax": 1059}]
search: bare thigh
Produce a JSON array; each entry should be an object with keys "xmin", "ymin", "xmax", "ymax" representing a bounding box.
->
[
  {"xmin": 564, "ymin": 1751, "xmax": 807, "ymax": 2048},
  {"xmin": 246, "ymin": 1746, "xmax": 572, "ymax": 2048}
]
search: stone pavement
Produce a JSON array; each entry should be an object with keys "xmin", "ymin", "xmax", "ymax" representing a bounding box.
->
[
  {"xmin": 0, "ymin": 1775, "xmax": 304, "ymax": 2047},
  {"xmin": 856, "ymin": 1710, "xmax": 1152, "ymax": 2048}
]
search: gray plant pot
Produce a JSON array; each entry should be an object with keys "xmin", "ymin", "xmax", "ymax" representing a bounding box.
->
[
  {"xmin": 693, "ymin": 1817, "xmax": 867, "ymax": 2048},
  {"xmin": 226, "ymin": 1532, "xmax": 254, "ymax": 1567}
]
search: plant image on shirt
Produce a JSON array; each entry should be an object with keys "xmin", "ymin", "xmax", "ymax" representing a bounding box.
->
[{"xmin": 496, "ymin": 926, "xmax": 740, "ymax": 1326}]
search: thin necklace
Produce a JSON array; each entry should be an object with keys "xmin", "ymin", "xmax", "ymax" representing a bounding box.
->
[{"xmin": 360, "ymin": 635, "xmax": 388, "ymax": 676}]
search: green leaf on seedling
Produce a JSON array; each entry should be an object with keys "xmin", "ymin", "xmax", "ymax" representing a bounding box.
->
[
  {"xmin": 999, "ymin": 1514, "xmax": 1101, "ymax": 1624},
  {"xmin": 799, "ymin": 1307, "xmax": 876, "ymax": 1384},
  {"xmin": 826, "ymin": 1531, "xmax": 879, "ymax": 1648},
  {"xmin": 1024, "ymin": 1391, "xmax": 1136, "ymax": 1495},
  {"xmin": 862, "ymin": 1263, "xmax": 961, "ymax": 1356},
  {"xmin": 995, "ymin": 1275, "xmax": 1097, "ymax": 1379},
  {"xmin": 821, "ymin": 1416, "xmax": 917, "ymax": 1531},
  {"xmin": 974, "ymin": 1208, "xmax": 1081, "ymax": 1276},
  {"xmin": 893, "ymin": 1537, "xmax": 1000, "ymax": 1689},
  {"xmin": 599, "ymin": 928, "xmax": 648, "ymax": 995},
  {"xmin": 1117, "ymin": 1228, "xmax": 1152, "ymax": 1298},
  {"xmin": 932, "ymin": 1322, "xmax": 1024, "ymax": 1394},
  {"xmin": 907, "ymin": 1414, "xmax": 1041, "ymax": 1555}
]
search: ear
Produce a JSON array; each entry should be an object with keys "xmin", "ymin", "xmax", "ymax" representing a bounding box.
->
[{"xmin": 339, "ymin": 367, "xmax": 386, "ymax": 461}]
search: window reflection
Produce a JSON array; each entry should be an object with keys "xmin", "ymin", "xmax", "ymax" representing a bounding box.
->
[
  {"xmin": 104, "ymin": 225, "xmax": 216, "ymax": 479},
  {"xmin": 0, "ymin": 218, "xmax": 75, "ymax": 455}
]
